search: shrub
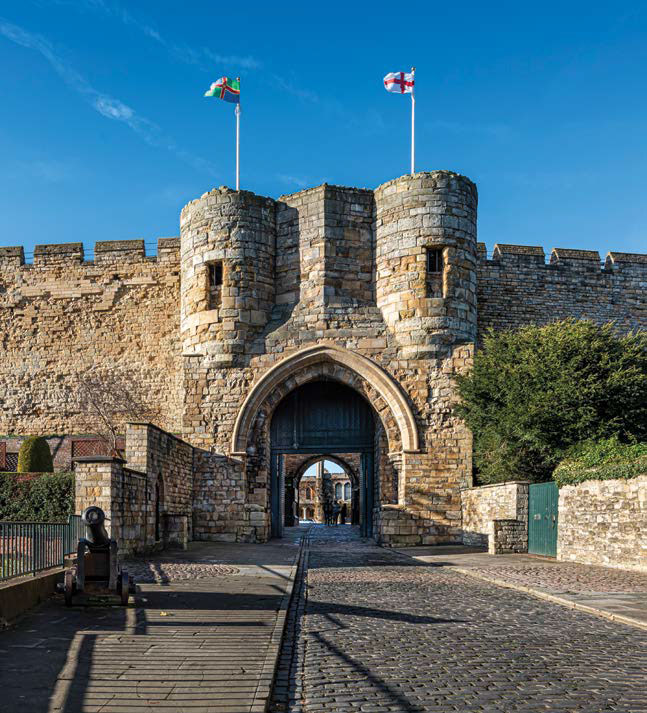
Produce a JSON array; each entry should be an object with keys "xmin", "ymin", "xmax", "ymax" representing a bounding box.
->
[
  {"xmin": 17, "ymin": 436, "xmax": 54, "ymax": 473},
  {"xmin": 554, "ymin": 437, "xmax": 647, "ymax": 487},
  {"xmin": 0, "ymin": 471, "xmax": 74, "ymax": 521},
  {"xmin": 455, "ymin": 320, "xmax": 647, "ymax": 484}
]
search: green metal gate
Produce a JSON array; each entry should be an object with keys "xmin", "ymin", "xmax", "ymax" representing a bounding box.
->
[{"xmin": 528, "ymin": 481, "xmax": 559, "ymax": 557}]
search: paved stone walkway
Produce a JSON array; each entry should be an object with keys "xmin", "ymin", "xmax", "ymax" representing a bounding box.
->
[
  {"xmin": 272, "ymin": 525, "xmax": 647, "ymax": 713},
  {"xmin": 397, "ymin": 546, "xmax": 647, "ymax": 629},
  {"xmin": 0, "ymin": 530, "xmax": 306, "ymax": 713}
]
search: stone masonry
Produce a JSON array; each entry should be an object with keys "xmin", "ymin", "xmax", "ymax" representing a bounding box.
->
[
  {"xmin": 1, "ymin": 170, "xmax": 646, "ymax": 547},
  {"xmin": 461, "ymin": 481, "xmax": 529, "ymax": 553},
  {"xmin": 558, "ymin": 474, "xmax": 647, "ymax": 572}
]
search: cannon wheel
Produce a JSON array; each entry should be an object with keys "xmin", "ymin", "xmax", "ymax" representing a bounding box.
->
[
  {"xmin": 119, "ymin": 571, "xmax": 130, "ymax": 606},
  {"xmin": 64, "ymin": 569, "xmax": 74, "ymax": 607}
]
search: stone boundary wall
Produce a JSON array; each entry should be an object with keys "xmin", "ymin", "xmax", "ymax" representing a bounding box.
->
[
  {"xmin": 125, "ymin": 423, "xmax": 193, "ymax": 543},
  {"xmin": 477, "ymin": 244, "xmax": 647, "ymax": 339},
  {"xmin": 461, "ymin": 481, "xmax": 529, "ymax": 553},
  {"xmin": 557, "ymin": 474, "xmax": 647, "ymax": 572},
  {"xmin": 74, "ymin": 422, "xmax": 196, "ymax": 554}
]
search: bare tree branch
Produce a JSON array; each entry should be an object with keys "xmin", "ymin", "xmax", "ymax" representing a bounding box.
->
[{"xmin": 73, "ymin": 366, "xmax": 161, "ymax": 454}]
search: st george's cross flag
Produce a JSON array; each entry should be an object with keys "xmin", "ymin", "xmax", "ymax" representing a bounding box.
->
[
  {"xmin": 383, "ymin": 68, "xmax": 416, "ymax": 174},
  {"xmin": 383, "ymin": 71, "xmax": 414, "ymax": 94},
  {"xmin": 204, "ymin": 76, "xmax": 240, "ymax": 103}
]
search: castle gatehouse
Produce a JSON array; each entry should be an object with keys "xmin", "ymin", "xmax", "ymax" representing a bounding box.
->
[{"xmin": 0, "ymin": 171, "xmax": 645, "ymax": 549}]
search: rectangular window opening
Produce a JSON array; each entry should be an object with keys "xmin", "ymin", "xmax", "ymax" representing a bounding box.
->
[
  {"xmin": 207, "ymin": 261, "xmax": 223, "ymax": 309},
  {"xmin": 427, "ymin": 248, "xmax": 443, "ymax": 274},
  {"xmin": 426, "ymin": 248, "xmax": 444, "ymax": 298}
]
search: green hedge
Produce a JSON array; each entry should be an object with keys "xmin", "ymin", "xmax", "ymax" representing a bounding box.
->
[
  {"xmin": 17, "ymin": 436, "xmax": 54, "ymax": 473},
  {"xmin": 0, "ymin": 472, "xmax": 74, "ymax": 522},
  {"xmin": 553, "ymin": 438, "xmax": 647, "ymax": 487}
]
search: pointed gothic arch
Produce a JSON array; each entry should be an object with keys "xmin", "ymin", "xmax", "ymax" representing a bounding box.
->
[{"xmin": 230, "ymin": 344, "xmax": 419, "ymax": 456}]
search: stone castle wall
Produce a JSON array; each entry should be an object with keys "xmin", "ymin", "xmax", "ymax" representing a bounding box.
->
[
  {"xmin": 557, "ymin": 475, "xmax": 647, "ymax": 572},
  {"xmin": 0, "ymin": 239, "xmax": 183, "ymax": 437},
  {"xmin": 477, "ymin": 245, "xmax": 646, "ymax": 339},
  {"xmin": 74, "ymin": 423, "xmax": 195, "ymax": 554}
]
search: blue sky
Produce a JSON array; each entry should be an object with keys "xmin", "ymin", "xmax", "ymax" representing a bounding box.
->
[{"xmin": 1, "ymin": 1, "xmax": 646, "ymax": 259}]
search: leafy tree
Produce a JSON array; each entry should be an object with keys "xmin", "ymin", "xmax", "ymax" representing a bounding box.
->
[
  {"xmin": 455, "ymin": 320, "xmax": 647, "ymax": 484},
  {"xmin": 17, "ymin": 436, "xmax": 54, "ymax": 473}
]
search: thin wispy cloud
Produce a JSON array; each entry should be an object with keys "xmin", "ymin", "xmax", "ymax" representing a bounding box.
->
[
  {"xmin": 0, "ymin": 18, "xmax": 216, "ymax": 175},
  {"xmin": 38, "ymin": 0, "xmax": 261, "ymax": 70}
]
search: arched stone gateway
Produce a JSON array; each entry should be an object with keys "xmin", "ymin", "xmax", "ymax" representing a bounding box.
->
[
  {"xmin": 227, "ymin": 345, "xmax": 422, "ymax": 540},
  {"xmin": 231, "ymin": 344, "xmax": 419, "ymax": 456}
]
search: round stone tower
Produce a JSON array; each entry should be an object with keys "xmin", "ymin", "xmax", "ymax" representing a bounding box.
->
[
  {"xmin": 180, "ymin": 187, "xmax": 276, "ymax": 364},
  {"xmin": 374, "ymin": 171, "xmax": 478, "ymax": 356}
]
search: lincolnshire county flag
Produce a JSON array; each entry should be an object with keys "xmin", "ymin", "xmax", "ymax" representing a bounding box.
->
[
  {"xmin": 204, "ymin": 77, "xmax": 240, "ymax": 103},
  {"xmin": 383, "ymin": 71, "xmax": 414, "ymax": 94}
]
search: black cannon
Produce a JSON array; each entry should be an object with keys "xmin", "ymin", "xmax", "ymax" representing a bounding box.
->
[{"xmin": 63, "ymin": 506, "xmax": 131, "ymax": 606}]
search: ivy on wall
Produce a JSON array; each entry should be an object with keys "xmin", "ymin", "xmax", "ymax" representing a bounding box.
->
[{"xmin": 554, "ymin": 438, "xmax": 647, "ymax": 487}]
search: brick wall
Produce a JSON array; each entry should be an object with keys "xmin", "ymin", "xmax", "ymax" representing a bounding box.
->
[
  {"xmin": 0, "ymin": 434, "xmax": 124, "ymax": 473},
  {"xmin": 557, "ymin": 475, "xmax": 647, "ymax": 572},
  {"xmin": 461, "ymin": 481, "xmax": 529, "ymax": 553}
]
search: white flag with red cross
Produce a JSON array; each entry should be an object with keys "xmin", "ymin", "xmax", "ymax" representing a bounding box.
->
[
  {"xmin": 383, "ymin": 71, "xmax": 414, "ymax": 94},
  {"xmin": 383, "ymin": 68, "xmax": 416, "ymax": 174}
]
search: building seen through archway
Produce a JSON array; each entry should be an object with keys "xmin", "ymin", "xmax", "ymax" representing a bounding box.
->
[{"xmin": 294, "ymin": 459, "xmax": 357, "ymax": 524}]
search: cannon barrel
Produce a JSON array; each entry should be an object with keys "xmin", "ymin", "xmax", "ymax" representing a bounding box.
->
[{"xmin": 81, "ymin": 506, "xmax": 110, "ymax": 546}]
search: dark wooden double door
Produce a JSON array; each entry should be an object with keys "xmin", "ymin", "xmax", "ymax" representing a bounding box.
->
[{"xmin": 270, "ymin": 381, "xmax": 376, "ymax": 538}]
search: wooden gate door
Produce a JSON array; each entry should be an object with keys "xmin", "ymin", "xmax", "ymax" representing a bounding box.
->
[{"xmin": 528, "ymin": 481, "xmax": 559, "ymax": 557}]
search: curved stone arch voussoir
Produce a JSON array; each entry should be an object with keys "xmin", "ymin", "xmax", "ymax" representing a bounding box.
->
[
  {"xmin": 231, "ymin": 344, "xmax": 420, "ymax": 455},
  {"xmin": 291, "ymin": 453, "xmax": 360, "ymax": 486}
]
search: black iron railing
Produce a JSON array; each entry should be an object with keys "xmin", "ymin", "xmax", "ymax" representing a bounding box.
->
[{"xmin": 0, "ymin": 515, "xmax": 83, "ymax": 581}]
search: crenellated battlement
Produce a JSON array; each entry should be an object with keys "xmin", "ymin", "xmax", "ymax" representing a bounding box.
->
[
  {"xmin": 0, "ymin": 169, "xmax": 644, "ymax": 548},
  {"xmin": 477, "ymin": 242, "xmax": 646, "ymax": 340},
  {"xmin": 0, "ymin": 237, "xmax": 180, "ymax": 270},
  {"xmin": 476, "ymin": 242, "xmax": 647, "ymax": 276}
]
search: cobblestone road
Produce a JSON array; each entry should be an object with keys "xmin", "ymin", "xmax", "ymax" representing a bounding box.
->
[{"xmin": 272, "ymin": 525, "xmax": 647, "ymax": 713}]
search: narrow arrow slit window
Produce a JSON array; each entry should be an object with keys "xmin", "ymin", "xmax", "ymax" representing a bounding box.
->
[
  {"xmin": 207, "ymin": 261, "xmax": 223, "ymax": 309},
  {"xmin": 426, "ymin": 248, "xmax": 444, "ymax": 297}
]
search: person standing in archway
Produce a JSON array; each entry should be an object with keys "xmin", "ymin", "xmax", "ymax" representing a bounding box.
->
[
  {"xmin": 323, "ymin": 500, "xmax": 331, "ymax": 525},
  {"xmin": 340, "ymin": 501, "xmax": 347, "ymax": 525},
  {"xmin": 332, "ymin": 500, "xmax": 341, "ymax": 526}
]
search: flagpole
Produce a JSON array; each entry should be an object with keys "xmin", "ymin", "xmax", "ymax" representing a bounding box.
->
[
  {"xmin": 410, "ymin": 66, "xmax": 415, "ymax": 174},
  {"xmin": 235, "ymin": 77, "xmax": 240, "ymax": 191}
]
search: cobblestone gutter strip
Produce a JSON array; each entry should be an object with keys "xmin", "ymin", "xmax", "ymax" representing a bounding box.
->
[
  {"xmin": 452, "ymin": 567, "xmax": 647, "ymax": 633},
  {"xmin": 270, "ymin": 530, "xmax": 311, "ymax": 713},
  {"xmin": 252, "ymin": 528, "xmax": 311, "ymax": 713}
]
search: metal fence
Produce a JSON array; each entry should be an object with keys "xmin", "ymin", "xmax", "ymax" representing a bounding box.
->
[{"xmin": 0, "ymin": 515, "xmax": 83, "ymax": 581}]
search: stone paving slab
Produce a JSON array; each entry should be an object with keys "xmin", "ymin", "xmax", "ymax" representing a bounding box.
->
[
  {"xmin": 396, "ymin": 545, "xmax": 647, "ymax": 629},
  {"xmin": 0, "ymin": 527, "xmax": 307, "ymax": 713}
]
